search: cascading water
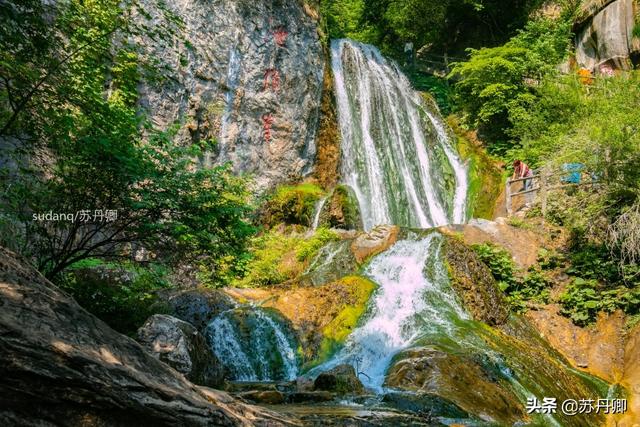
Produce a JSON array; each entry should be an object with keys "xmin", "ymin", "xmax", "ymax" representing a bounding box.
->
[
  {"xmin": 205, "ymin": 307, "xmax": 299, "ymax": 381},
  {"xmin": 332, "ymin": 39, "xmax": 468, "ymax": 230},
  {"xmin": 309, "ymin": 233, "xmax": 469, "ymax": 392}
]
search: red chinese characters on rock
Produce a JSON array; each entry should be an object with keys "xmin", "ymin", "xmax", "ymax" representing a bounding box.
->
[
  {"xmin": 262, "ymin": 113, "xmax": 274, "ymax": 143},
  {"xmin": 273, "ymin": 27, "xmax": 288, "ymax": 47},
  {"xmin": 263, "ymin": 68, "xmax": 280, "ymax": 92}
]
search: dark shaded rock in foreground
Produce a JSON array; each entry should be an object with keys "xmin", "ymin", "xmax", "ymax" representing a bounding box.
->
[
  {"xmin": 167, "ymin": 288, "xmax": 236, "ymax": 331},
  {"xmin": 314, "ymin": 364, "xmax": 365, "ymax": 395},
  {"xmin": 0, "ymin": 247, "xmax": 293, "ymax": 426},
  {"xmin": 137, "ymin": 314, "xmax": 225, "ymax": 388}
]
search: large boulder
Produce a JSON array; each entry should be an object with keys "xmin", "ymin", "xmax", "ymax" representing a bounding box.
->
[
  {"xmin": 313, "ymin": 364, "xmax": 365, "ymax": 395},
  {"xmin": 384, "ymin": 347, "xmax": 524, "ymax": 424},
  {"xmin": 350, "ymin": 225, "xmax": 400, "ymax": 264},
  {"xmin": 226, "ymin": 276, "xmax": 376, "ymax": 367},
  {"xmin": 384, "ymin": 316, "xmax": 606, "ymax": 427},
  {"xmin": 526, "ymin": 305, "xmax": 626, "ymax": 381},
  {"xmin": 575, "ymin": 0, "xmax": 640, "ymax": 72},
  {"xmin": 137, "ymin": 314, "xmax": 225, "ymax": 388},
  {"xmin": 442, "ymin": 235, "xmax": 509, "ymax": 326},
  {"xmin": 133, "ymin": 0, "xmax": 324, "ymax": 190},
  {"xmin": 0, "ymin": 247, "xmax": 293, "ymax": 426},
  {"xmin": 303, "ymin": 240, "xmax": 358, "ymax": 286},
  {"xmin": 167, "ymin": 288, "xmax": 236, "ymax": 331},
  {"xmin": 318, "ymin": 185, "xmax": 363, "ymax": 230}
]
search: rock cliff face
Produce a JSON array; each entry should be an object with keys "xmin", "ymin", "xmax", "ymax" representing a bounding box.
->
[
  {"xmin": 134, "ymin": 0, "xmax": 324, "ymax": 189},
  {"xmin": 137, "ymin": 314, "xmax": 226, "ymax": 388},
  {"xmin": 0, "ymin": 247, "xmax": 293, "ymax": 426},
  {"xmin": 576, "ymin": 0, "xmax": 640, "ymax": 71}
]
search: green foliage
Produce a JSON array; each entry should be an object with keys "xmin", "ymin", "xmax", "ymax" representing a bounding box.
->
[
  {"xmin": 0, "ymin": 0, "xmax": 255, "ymax": 281},
  {"xmin": 473, "ymin": 243, "xmax": 517, "ymax": 290},
  {"xmin": 234, "ymin": 227, "xmax": 339, "ymax": 287},
  {"xmin": 473, "ymin": 243, "xmax": 551, "ymax": 312},
  {"xmin": 58, "ymin": 259, "xmax": 171, "ymax": 335},
  {"xmin": 634, "ymin": 21, "xmax": 640, "ymax": 39},
  {"xmin": 451, "ymin": 118, "xmax": 502, "ymax": 219},
  {"xmin": 450, "ymin": 16, "xmax": 573, "ymax": 153},
  {"xmin": 406, "ymin": 71, "xmax": 453, "ymax": 114},
  {"xmin": 296, "ymin": 227, "xmax": 339, "ymax": 261},
  {"xmin": 263, "ymin": 183, "xmax": 325, "ymax": 227},
  {"xmin": 320, "ymin": 0, "xmax": 379, "ymax": 43},
  {"xmin": 559, "ymin": 278, "xmax": 640, "ymax": 326},
  {"xmin": 322, "ymin": 0, "xmax": 543, "ymax": 57}
]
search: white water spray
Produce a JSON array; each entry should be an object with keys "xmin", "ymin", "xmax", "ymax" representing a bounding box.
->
[
  {"xmin": 310, "ymin": 234, "xmax": 469, "ymax": 391},
  {"xmin": 331, "ymin": 39, "xmax": 468, "ymax": 230}
]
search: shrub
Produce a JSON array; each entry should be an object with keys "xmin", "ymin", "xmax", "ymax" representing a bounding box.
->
[
  {"xmin": 472, "ymin": 243, "xmax": 551, "ymax": 313},
  {"xmin": 234, "ymin": 227, "xmax": 339, "ymax": 287},
  {"xmin": 262, "ymin": 183, "xmax": 325, "ymax": 227},
  {"xmin": 58, "ymin": 259, "xmax": 171, "ymax": 335},
  {"xmin": 559, "ymin": 278, "xmax": 640, "ymax": 326}
]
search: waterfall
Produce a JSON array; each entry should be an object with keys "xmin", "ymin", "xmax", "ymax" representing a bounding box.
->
[
  {"xmin": 309, "ymin": 233, "xmax": 469, "ymax": 391},
  {"xmin": 205, "ymin": 307, "xmax": 299, "ymax": 381},
  {"xmin": 311, "ymin": 196, "xmax": 328, "ymax": 231},
  {"xmin": 332, "ymin": 39, "xmax": 468, "ymax": 230}
]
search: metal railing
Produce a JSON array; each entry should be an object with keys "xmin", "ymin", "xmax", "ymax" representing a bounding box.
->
[{"xmin": 505, "ymin": 168, "xmax": 600, "ymax": 216}]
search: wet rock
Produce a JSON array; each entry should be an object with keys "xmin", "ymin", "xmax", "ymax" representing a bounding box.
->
[
  {"xmin": 287, "ymin": 391, "xmax": 334, "ymax": 403},
  {"xmin": 133, "ymin": 0, "xmax": 324, "ymax": 190},
  {"xmin": 383, "ymin": 314, "xmax": 606, "ymax": 427},
  {"xmin": 224, "ymin": 381, "xmax": 279, "ymax": 393},
  {"xmin": 137, "ymin": 314, "xmax": 224, "ymax": 388},
  {"xmin": 204, "ymin": 307, "xmax": 300, "ymax": 382},
  {"xmin": 166, "ymin": 288, "xmax": 235, "ymax": 331},
  {"xmin": 295, "ymin": 376, "xmax": 315, "ymax": 392},
  {"xmin": 382, "ymin": 391, "xmax": 469, "ymax": 420},
  {"xmin": 314, "ymin": 63, "xmax": 341, "ymax": 189},
  {"xmin": 384, "ymin": 347, "xmax": 524, "ymax": 424},
  {"xmin": 304, "ymin": 240, "xmax": 358, "ymax": 286},
  {"xmin": 314, "ymin": 364, "xmax": 365, "ymax": 395},
  {"xmin": 238, "ymin": 390, "xmax": 285, "ymax": 405},
  {"xmin": 0, "ymin": 247, "xmax": 293, "ymax": 426},
  {"xmin": 351, "ymin": 225, "xmax": 400, "ymax": 263},
  {"xmin": 442, "ymin": 235, "xmax": 509, "ymax": 326},
  {"xmin": 318, "ymin": 185, "xmax": 362, "ymax": 230},
  {"xmin": 225, "ymin": 277, "xmax": 376, "ymax": 367}
]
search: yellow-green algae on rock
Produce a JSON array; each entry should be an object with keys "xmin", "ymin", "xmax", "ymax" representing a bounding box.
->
[
  {"xmin": 309, "ymin": 276, "xmax": 376, "ymax": 369},
  {"xmin": 448, "ymin": 116, "xmax": 503, "ymax": 220}
]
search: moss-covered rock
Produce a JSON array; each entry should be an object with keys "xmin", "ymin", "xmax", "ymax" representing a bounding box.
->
[
  {"xmin": 385, "ymin": 346, "xmax": 524, "ymax": 424},
  {"xmin": 234, "ymin": 227, "xmax": 339, "ymax": 287},
  {"xmin": 448, "ymin": 116, "xmax": 503, "ymax": 220},
  {"xmin": 318, "ymin": 185, "xmax": 362, "ymax": 230},
  {"xmin": 230, "ymin": 276, "xmax": 376, "ymax": 369},
  {"xmin": 384, "ymin": 316, "xmax": 607, "ymax": 426},
  {"xmin": 262, "ymin": 183, "xmax": 325, "ymax": 227},
  {"xmin": 165, "ymin": 288, "xmax": 236, "ymax": 331},
  {"xmin": 314, "ymin": 276, "xmax": 376, "ymax": 365},
  {"xmin": 442, "ymin": 234, "xmax": 509, "ymax": 326},
  {"xmin": 303, "ymin": 240, "xmax": 359, "ymax": 286}
]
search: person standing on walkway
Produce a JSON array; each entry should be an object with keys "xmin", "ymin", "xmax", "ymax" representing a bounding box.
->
[{"xmin": 512, "ymin": 160, "xmax": 533, "ymax": 191}]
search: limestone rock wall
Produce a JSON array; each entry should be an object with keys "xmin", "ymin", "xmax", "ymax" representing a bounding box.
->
[
  {"xmin": 576, "ymin": 0, "xmax": 640, "ymax": 71},
  {"xmin": 133, "ymin": 0, "xmax": 325, "ymax": 189}
]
